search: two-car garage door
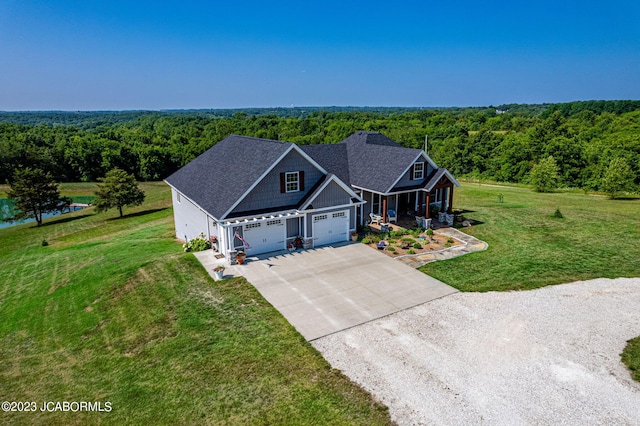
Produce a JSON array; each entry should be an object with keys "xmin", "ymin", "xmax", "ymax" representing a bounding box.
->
[
  {"xmin": 241, "ymin": 211, "xmax": 349, "ymax": 256},
  {"xmin": 313, "ymin": 210, "xmax": 349, "ymax": 247}
]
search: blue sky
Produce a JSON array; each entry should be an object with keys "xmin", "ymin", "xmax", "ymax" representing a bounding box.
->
[{"xmin": 1, "ymin": 0, "xmax": 639, "ymax": 110}]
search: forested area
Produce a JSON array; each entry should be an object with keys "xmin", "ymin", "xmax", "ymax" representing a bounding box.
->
[{"xmin": 1, "ymin": 101, "xmax": 639, "ymax": 192}]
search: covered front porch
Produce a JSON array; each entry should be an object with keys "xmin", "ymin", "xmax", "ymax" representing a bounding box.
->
[
  {"xmin": 356, "ymin": 168, "xmax": 460, "ymax": 228},
  {"xmin": 358, "ymin": 186, "xmax": 455, "ymax": 227},
  {"xmin": 366, "ymin": 211, "xmax": 453, "ymax": 233}
]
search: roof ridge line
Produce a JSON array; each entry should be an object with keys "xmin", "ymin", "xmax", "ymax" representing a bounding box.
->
[{"xmin": 227, "ymin": 134, "xmax": 291, "ymax": 144}]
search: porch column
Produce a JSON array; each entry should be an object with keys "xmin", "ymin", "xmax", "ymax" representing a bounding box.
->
[
  {"xmin": 443, "ymin": 188, "xmax": 449, "ymax": 212},
  {"xmin": 303, "ymin": 215, "xmax": 307, "ymax": 239},
  {"xmin": 417, "ymin": 191, "xmax": 422, "ymax": 216},
  {"xmin": 425, "ymin": 193, "xmax": 431, "ymax": 218},
  {"xmin": 447, "ymin": 185, "xmax": 454, "ymax": 214},
  {"xmin": 382, "ymin": 196, "xmax": 388, "ymax": 222}
]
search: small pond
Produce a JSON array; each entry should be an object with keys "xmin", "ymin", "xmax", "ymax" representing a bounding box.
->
[{"xmin": 0, "ymin": 196, "xmax": 95, "ymax": 229}]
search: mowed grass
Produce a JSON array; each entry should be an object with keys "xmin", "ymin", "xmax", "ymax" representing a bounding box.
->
[
  {"xmin": 621, "ymin": 337, "xmax": 640, "ymax": 382},
  {"xmin": 0, "ymin": 183, "xmax": 391, "ymax": 425},
  {"xmin": 421, "ymin": 183, "xmax": 640, "ymax": 292}
]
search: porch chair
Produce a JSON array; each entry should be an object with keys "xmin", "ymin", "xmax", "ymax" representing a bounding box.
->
[
  {"xmin": 369, "ymin": 212, "xmax": 383, "ymax": 225},
  {"xmin": 387, "ymin": 209, "xmax": 397, "ymax": 223}
]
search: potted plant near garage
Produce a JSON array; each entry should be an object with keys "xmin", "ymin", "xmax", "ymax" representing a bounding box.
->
[
  {"xmin": 351, "ymin": 232, "xmax": 359, "ymax": 242},
  {"xmin": 213, "ymin": 265, "xmax": 225, "ymax": 279},
  {"xmin": 236, "ymin": 250, "xmax": 246, "ymax": 265}
]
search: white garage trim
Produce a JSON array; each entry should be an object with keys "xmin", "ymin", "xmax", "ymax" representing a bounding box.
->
[
  {"xmin": 312, "ymin": 210, "xmax": 349, "ymax": 247},
  {"xmin": 241, "ymin": 219, "xmax": 286, "ymax": 255}
]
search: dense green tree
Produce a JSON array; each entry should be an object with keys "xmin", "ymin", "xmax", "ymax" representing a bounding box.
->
[
  {"xmin": 1, "ymin": 103, "xmax": 640, "ymax": 194},
  {"xmin": 7, "ymin": 167, "xmax": 70, "ymax": 226},
  {"xmin": 529, "ymin": 156, "xmax": 560, "ymax": 192},
  {"xmin": 543, "ymin": 136, "xmax": 586, "ymax": 187},
  {"xmin": 94, "ymin": 168, "xmax": 145, "ymax": 217},
  {"xmin": 601, "ymin": 158, "xmax": 635, "ymax": 199}
]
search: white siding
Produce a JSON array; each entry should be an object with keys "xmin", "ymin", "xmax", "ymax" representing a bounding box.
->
[{"xmin": 172, "ymin": 188, "xmax": 211, "ymax": 242}]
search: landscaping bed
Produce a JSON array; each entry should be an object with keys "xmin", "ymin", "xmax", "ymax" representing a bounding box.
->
[{"xmin": 361, "ymin": 228, "xmax": 462, "ymax": 258}]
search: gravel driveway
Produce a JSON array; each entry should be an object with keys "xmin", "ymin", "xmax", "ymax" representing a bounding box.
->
[{"xmin": 312, "ymin": 278, "xmax": 640, "ymax": 425}]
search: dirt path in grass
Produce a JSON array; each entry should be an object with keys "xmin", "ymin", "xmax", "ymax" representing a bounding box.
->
[{"xmin": 312, "ymin": 278, "xmax": 640, "ymax": 425}]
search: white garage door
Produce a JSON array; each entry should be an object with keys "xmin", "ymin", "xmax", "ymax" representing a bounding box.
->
[
  {"xmin": 242, "ymin": 219, "xmax": 285, "ymax": 255},
  {"xmin": 313, "ymin": 210, "xmax": 349, "ymax": 247}
]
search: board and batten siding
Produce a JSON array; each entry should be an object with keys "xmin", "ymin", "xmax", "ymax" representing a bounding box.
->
[
  {"xmin": 361, "ymin": 191, "xmax": 375, "ymax": 217},
  {"xmin": 171, "ymin": 188, "xmax": 211, "ymax": 243},
  {"xmin": 310, "ymin": 180, "xmax": 353, "ymax": 209},
  {"xmin": 286, "ymin": 217, "xmax": 301, "ymax": 238},
  {"xmin": 230, "ymin": 150, "xmax": 324, "ymax": 216},
  {"xmin": 392, "ymin": 159, "xmax": 436, "ymax": 190}
]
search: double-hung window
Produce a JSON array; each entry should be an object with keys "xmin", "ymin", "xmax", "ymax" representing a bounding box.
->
[
  {"xmin": 413, "ymin": 162, "xmax": 424, "ymax": 180},
  {"xmin": 285, "ymin": 172, "xmax": 300, "ymax": 192}
]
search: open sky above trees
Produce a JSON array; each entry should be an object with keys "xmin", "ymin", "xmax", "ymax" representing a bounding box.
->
[{"xmin": 1, "ymin": 1, "xmax": 639, "ymax": 110}]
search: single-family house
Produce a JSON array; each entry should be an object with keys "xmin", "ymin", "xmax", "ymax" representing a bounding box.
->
[
  {"xmin": 301, "ymin": 131, "xmax": 460, "ymax": 227},
  {"xmin": 164, "ymin": 131, "xmax": 459, "ymax": 259}
]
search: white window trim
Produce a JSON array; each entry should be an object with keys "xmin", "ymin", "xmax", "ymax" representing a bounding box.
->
[
  {"xmin": 372, "ymin": 193, "xmax": 380, "ymax": 214},
  {"xmin": 413, "ymin": 162, "xmax": 425, "ymax": 180},
  {"xmin": 285, "ymin": 171, "xmax": 300, "ymax": 193}
]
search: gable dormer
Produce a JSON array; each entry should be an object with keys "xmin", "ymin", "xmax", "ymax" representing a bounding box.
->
[
  {"xmin": 228, "ymin": 147, "xmax": 325, "ymax": 217},
  {"xmin": 391, "ymin": 153, "xmax": 437, "ymax": 190},
  {"xmin": 410, "ymin": 161, "xmax": 426, "ymax": 181}
]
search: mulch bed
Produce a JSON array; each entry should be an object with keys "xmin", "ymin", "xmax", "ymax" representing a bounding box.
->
[{"xmin": 366, "ymin": 231, "xmax": 462, "ymax": 258}]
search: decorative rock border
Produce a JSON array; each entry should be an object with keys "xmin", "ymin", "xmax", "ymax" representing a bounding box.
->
[{"xmin": 395, "ymin": 227, "xmax": 488, "ymax": 268}]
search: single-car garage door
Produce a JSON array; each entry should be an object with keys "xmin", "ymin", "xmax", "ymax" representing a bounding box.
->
[
  {"xmin": 243, "ymin": 219, "xmax": 285, "ymax": 255},
  {"xmin": 313, "ymin": 210, "xmax": 349, "ymax": 247}
]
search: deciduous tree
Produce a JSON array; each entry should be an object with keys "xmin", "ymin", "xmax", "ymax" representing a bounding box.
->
[
  {"xmin": 529, "ymin": 156, "xmax": 559, "ymax": 192},
  {"xmin": 601, "ymin": 157, "xmax": 635, "ymax": 199},
  {"xmin": 7, "ymin": 167, "xmax": 70, "ymax": 226},
  {"xmin": 94, "ymin": 168, "xmax": 145, "ymax": 217}
]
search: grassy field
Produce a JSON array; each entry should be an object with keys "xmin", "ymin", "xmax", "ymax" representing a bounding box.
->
[
  {"xmin": 421, "ymin": 183, "xmax": 640, "ymax": 292},
  {"xmin": 621, "ymin": 337, "xmax": 640, "ymax": 381},
  {"xmin": 2, "ymin": 180, "xmax": 638, "ymax": 424},
  {"xmin": 0, "ymin": 183, "xmax": 391, "ymax": 425}
]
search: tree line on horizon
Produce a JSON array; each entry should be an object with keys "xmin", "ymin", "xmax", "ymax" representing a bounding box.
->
[{"xmin": 1, "ymin": 101, "xmax": 638, "ymax": 194}]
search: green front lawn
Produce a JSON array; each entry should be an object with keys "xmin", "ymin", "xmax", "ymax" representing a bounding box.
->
[
  {"xmin": 421, "ymin": 184, "xmax": 640, "ymax": 292},
  {"xmin": 0, "ymin": 182, "xmax": 391, "ymax": 425}
]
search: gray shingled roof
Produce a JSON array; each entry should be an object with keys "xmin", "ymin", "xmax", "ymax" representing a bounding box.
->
[
  {"xmin": 299, "ymin": 144, "xmax": 350, "ymax": 185},
  {"xmin": 165, "ymin": 135, "xmax": 291, "ymax": 218},
  {"xmin": 166, "ymin": 132, "xmax": 456, "ymax": 220},
  {"xmin": 423, "ymin": 168, "xmax": 447, "ymax": 191},
  {"xmin": 339, "ymin": 131, "xmax": 424, "ymax": 193}
]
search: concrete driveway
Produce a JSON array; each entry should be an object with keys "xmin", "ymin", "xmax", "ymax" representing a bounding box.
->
[{"xmin": 235, "ymin": 242, "xmax": 457, "ymax": 341}]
